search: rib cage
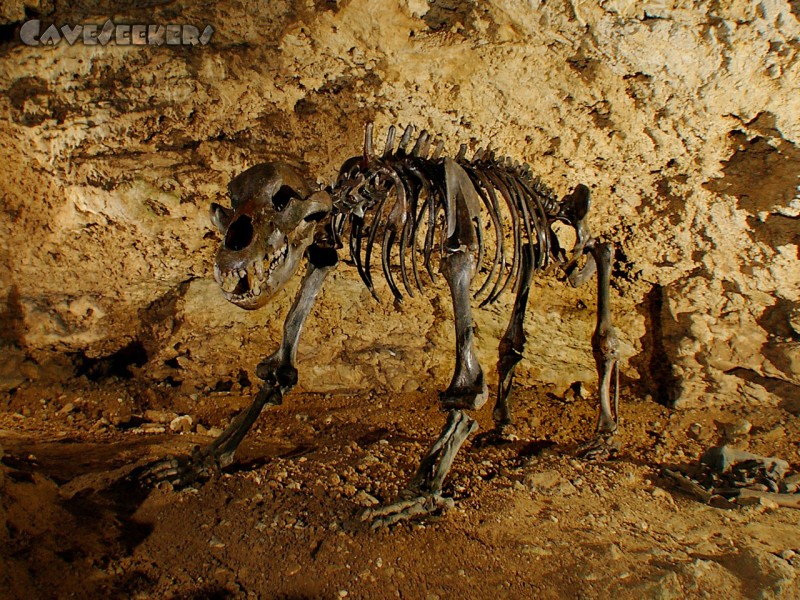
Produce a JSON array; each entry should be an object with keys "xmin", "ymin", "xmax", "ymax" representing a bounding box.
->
[{"xmin": 329, "ymin": 124, "xmax": 562, "ymax": 305}]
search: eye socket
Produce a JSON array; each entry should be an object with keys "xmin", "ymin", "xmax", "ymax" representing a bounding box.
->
[
  {"xmin": 225, "ymin": 215, "xmax": 254, "ymax": 251},
  {"xmin": 273, "ymin": 185, "xmax": 300, "ymax": 212}
]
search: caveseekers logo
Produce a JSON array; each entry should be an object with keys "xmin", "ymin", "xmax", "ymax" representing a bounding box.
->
[{"xmin": 20, "ymin": 19, "xmax": 214, "ymax": 46}]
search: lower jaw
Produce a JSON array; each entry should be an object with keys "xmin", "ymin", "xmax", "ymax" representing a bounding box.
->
[
  {"xmin": 226, "ymin": 292, "xmax": 270, "ymax": 310},
  {"xmin": 222, "ymin": 280, "xmax": 271, "ymax": 308},
  {"xmin": 217, "ymin": 252, "xmax": 292, "ymax": 308}
]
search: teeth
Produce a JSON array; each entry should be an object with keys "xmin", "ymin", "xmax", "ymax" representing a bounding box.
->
[
  {"xmin": 218, "ymin": 244, "xmax": 290, "ymax": 302},
  {"xmin": 221, "ymin": 272, "xmax": 237, "ymax": 293},
  {"xmin": 246, "ymin": 264, "xmax": 255, "ymax": 288}
]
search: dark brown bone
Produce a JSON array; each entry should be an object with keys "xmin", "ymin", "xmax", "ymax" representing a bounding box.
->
[{"xmin": 145, "ymin": 123, "xmax": 621, "ymax": 529}]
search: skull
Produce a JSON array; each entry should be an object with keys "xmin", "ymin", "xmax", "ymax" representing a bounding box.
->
[{"xmin": 210, "ymin": 162, "xmax": 331, "ymax": 310}]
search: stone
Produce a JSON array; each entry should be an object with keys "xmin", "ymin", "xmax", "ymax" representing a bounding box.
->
[
  {"xmin": 724, "ymin": 418, "xmax": 753, "ymax": 437},
  {"xmin": 631, "ymin": 571, "xmax": 683, "ymax": 600},
  {"xmin": 209, "ymin": 536, "xmax": 225, "ymax": 549},
  {"xmin": 137, "ymin": 424, "xmax": 166, "ymax": 434},
  {"xmin": 524, "ymin": 470, "xmax": 563, "ymax": 494},
  {"xmin": 737, "ymin": 547, "xmax": 797, "ymax": 599},
  {"xmin": 169, "ymin": 415, "xmax": 194, "ymax": 433},
  {"xmin": 144, "ymin": 410, "xmax": 178, "ymax": 424},
  {"xmin": 57, "ymin": 402, "xmax": 75, "ymax": 415},
  {"xmin": 778, "ymin": 550, "xmax": 796, "ymax": 562}
]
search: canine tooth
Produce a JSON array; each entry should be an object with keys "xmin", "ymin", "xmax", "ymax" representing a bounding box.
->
[
  {"xmin": 239, "ymin": 269, "xmax": 246, "ymax": 278},
  {"xmin": 252, "ymin": 283, "xmax": 261, "ymax": 295},
  {"xmin": 255, "ymin": 261, "xmax": 264, "ymax": 279},
  {"xmin": 222, "ymin": 273, "xmax": 238, "ymax": 293}
]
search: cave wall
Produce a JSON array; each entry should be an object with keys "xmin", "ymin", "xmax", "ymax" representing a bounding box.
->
[{"xmin": 0, "ymin": 0, "xmax": 798, "ymax": 408}]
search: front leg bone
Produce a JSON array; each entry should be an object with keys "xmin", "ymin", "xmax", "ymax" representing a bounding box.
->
[
  {"xmin": 141, "ymin": 385, "xmax": 283, "ymax": 487},
  {"xmin": 141, "ymin": 261, "xmax": 334, "ymax": 488},
  {"xmin": 365, "ymin": 240, "xmax": 484, "ymax": 527},
  {"xmin": 439, "ymin": 245, "xmax": 487, "ymax": 410}
]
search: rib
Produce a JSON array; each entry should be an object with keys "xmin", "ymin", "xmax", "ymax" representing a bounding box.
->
[
  {"xmin": 395, "ymin": 166, "xmax": 421, "ymax": 297},
  {"xmin": 381, "ymin": 166, "xmax": 410, "ymax": 301},
  {"xmin": 412, "ymin": 130, "xmax": 429, "ymax": 157},
  {"xmin": 382, "ymin": 225, "xmax": 402, "ymax": 301},
  {"xmin": 383, "ymin": 125, "xmax": 397, "ymax": 157},
  {"xmin": 422, "ymin": 170, "xmax": 445, "ymax": 283},
  {"xmin": 350, "ymin": 214, "xmax": 373, "ymax": 296},
  {"xmin": 363, "ymin": 185, "xmax": 389, "ymax": 301},
  {"xmin": 364, "ymin": 122, "xmax": 374, "ymax": 159},
  {"xmin": 482, "ymin": 168, "xmax": 521, "ymax": 304},
  {"xmin": 409, "ymin": 196, "xmax": 428, "ymax": 291},
  {"xmin": 499, "ymin": 170, "xmax": 536, "ymax": 293},
  {"xmin": 466, "ymin": 168, "xmax": 505, "ymax": 301},
  {"xmin": 515, "ymin": 175, "xmax": 551, "ymax": 270},
  {"xmin": 419, "ymin": 134, "xmax": 432, "ymax": 159},
  {"xmin": 430, "ymin": 139, "xmax": 445, "ymax": 160},
  {"xmin": 397, "ymin": 125, "xmax": 414, "ymax": 155}
]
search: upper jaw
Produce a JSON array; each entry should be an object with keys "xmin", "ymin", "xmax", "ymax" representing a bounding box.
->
[{"xmin": 214, "ymin": 239, "xmax": 290, "ymax": 309}]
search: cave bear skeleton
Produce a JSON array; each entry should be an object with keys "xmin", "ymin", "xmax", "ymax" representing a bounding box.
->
[{"xmin": 147, "ymin": 124, "xmax": 621, "ymax": 526}]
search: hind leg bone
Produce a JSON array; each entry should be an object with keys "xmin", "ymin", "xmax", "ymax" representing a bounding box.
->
[{"xmin": 578, "ymin": 241, "xmax": 620, "ymax": 459}]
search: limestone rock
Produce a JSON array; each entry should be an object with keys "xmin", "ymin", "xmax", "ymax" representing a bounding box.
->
[
  {"xmin": 169, "ymin": 415, "xmax": 194, "ymax": 433},
  {"xmin": 0, "ymin": 1, "xmax": 798, "ymax": 407}
]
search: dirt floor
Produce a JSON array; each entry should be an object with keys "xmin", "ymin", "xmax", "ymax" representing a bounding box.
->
[{"xmin": 1, "ymin": 379, "xmax": 799, "ymax": 599}]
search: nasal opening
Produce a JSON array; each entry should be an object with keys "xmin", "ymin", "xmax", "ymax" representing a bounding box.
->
[{"xmin": 225, "ymin": 215, "xmax": 254, "ymax": 251}]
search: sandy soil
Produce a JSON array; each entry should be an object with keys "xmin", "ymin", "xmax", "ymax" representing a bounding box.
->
[{"xmin": 1, "ymin": 380, "xmax": 799, "ymax": 599}]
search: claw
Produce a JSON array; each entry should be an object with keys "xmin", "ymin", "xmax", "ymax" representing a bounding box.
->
[
  {"xmin": 361, "ymin": 492, "xmax": 455, "ymax": 528},
  {"xmin": 577, "ymin": 434, "xmax": 620, "ymax": 461},
  {"xmin": 138, "ymin": 446, "xmax": 215, "ymax": 489}
]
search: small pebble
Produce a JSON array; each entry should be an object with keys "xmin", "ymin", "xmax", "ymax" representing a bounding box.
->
[
  {"xmin": 650, "ymin": 486, "xmax": 668, "ymax": 498},
  {"xmin": 144, "ymin": 409, "xmax": 178, "ymax": 424},
  {"xmin": 138, "ymin": 424, "xmax": 166, "ymax": 434},
  {"xmin": 725, "ymin": 419, "xmax": 752, "ymax": 437},
  {"xmin": 779, "ymin": 549, "xmax": 796, "ymax": 561},
  {"xmin": 355, "ymin": 490, "xmax": 379, "ymax": 506},
  {"xmin": 170, "ymin": 415, "xmax": 193, "ymax": 433}
]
